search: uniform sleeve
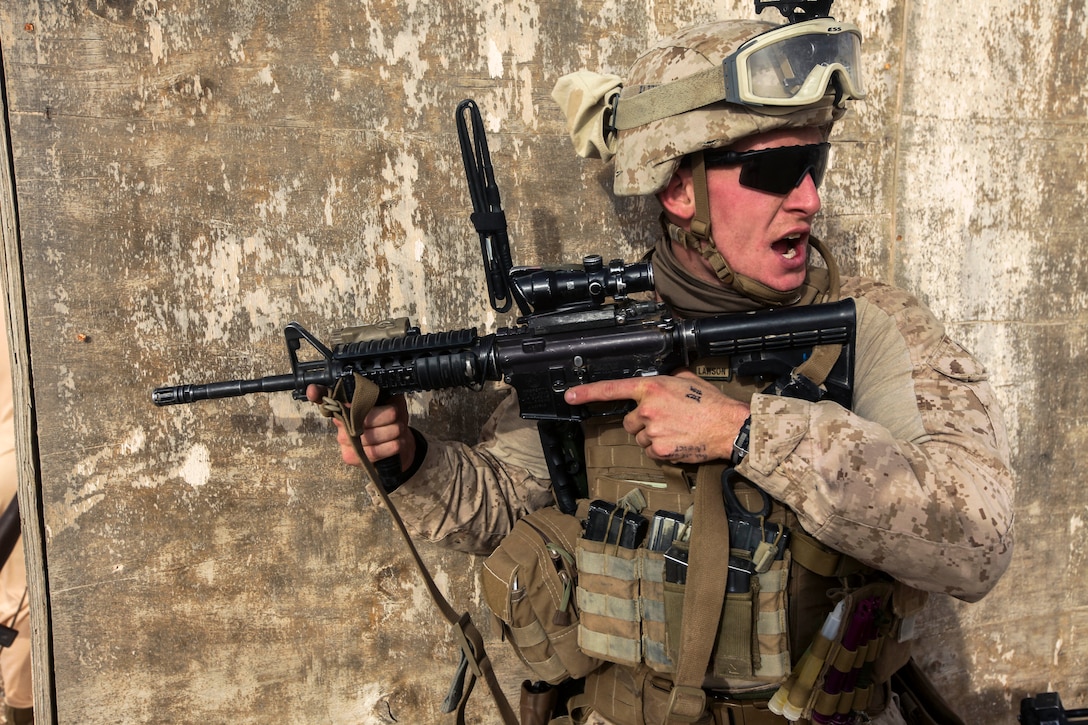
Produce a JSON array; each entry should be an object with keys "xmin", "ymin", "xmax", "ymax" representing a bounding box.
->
[
  {"xmin": 738, "ymin": 281, "xmax": 1014, "ymax": 602},
  {"xmin": 387, "ymin": 386, "xmax": 555, "ymax": 556}
]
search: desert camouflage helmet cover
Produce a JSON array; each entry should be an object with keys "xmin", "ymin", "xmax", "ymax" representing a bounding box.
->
[
  {"xmin": 616, "ymin": 19, "xmax": 850, "ymax": 195},
  {"xmin": 553, "ymin": 19, "xmax": 848, "ymax": 196}
]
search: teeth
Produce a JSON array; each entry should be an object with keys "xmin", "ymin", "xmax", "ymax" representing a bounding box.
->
[{"xmin": 780, "ymin": 233, "xmax": 801, "ymax": 259}]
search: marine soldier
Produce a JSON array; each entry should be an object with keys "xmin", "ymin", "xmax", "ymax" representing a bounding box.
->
[{"xmin": 311, "ymin": 8, "xmax": 1013, "ymax": 723}]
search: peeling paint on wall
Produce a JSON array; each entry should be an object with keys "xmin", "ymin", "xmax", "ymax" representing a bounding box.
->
[{"xmin": 1, "ymin": 0, "xmax": 1086, "ymax": 721}]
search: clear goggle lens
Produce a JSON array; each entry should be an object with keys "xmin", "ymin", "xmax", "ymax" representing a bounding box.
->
[{"xmin": 728, "ymin": 21, "xmax": 866, "ymax": 106}]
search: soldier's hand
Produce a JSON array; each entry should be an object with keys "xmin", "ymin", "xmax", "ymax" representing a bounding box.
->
[
  {"xmin": 563, "ymin": 370, "xmax": 749, "ymax": 464},
  {"xmin": 305, "ymin": 384, "xmax": 416, "ymax": 470}
]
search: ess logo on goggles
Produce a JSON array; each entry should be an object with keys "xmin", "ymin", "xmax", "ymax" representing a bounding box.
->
[
  {"xmin": 725, "ymin": 20, "xmax": 865, "ymax": 107},
  {"xmin": 612, "ymin": 19, "xmax": 865, "ymax": 131},
  {"xmin": 703, "ymin": 142, "xmax": 830, "ymax": 194}
]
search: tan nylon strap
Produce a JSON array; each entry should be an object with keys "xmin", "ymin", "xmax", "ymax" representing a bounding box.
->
[
  {"xmin": 690, "ymin": 151, "xmax": 712, "ymax": 242},
  {"xmin": 558, "ymin": 692, "xmax": 595, "ymax": 724},
  {"xmin": 613, "ymin": 65, "xmax": 728, "ymax": 130},
  {"xmin": 337, "ymin": 375, "xmax": 380, "ymax": 433},
  {"xmin": 790, "ymin": 528, "xmax": 869, "ymax": 579},
  {"xmin": 329, "ymin": 374, "xmax": 518, "ymax": 725},
  {"xmin": 794, "ymin": 341, "xmax": 840, "ymax": 387},
  {"xmin": 661, "ymin": 463, "xmax": 690, "ymax": 491},
  {"xmin": 668, "ymin": 464, "xmax": 731, "ymax": 722},
  {"xmin": 810, "ymin": 236, "xmax": 842, "ymax": 303},
  {"xmin": 792, "ymin": 237, "xmax": 843, "ymax": 387}
]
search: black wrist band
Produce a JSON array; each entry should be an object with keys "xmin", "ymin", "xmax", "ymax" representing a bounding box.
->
[
  {"xmin": 732, "ymin": 416, "xmax": 751, "ymax": 465},
  {"xmin": 382, "ymin": 428, "xmax": 428, "ymax": 493},
  {"xmin": 402, "ymin": 428, "xmax": 428, "ymax": 481}
]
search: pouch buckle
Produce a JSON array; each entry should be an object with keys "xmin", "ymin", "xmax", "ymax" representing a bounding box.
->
[{"xmin": 665, "ymin": 684, "xmax": 707, "ymax": 723}]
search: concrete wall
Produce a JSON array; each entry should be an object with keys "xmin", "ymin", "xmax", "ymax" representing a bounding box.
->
[{"xmin": 0, "ymin": 0, "xmax": 1083, "ymax": 722}]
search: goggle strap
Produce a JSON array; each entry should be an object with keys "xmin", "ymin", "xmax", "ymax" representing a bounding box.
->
[
  {"xmin": 830, "ymin": 73, "xmax": 845, "ymax": 107},
  {"xmin": 612, "ymin": 20, "xmax": 863, "ymax": 132},
  {"xmin": 613, "ymin": 65, "xmax": 729, "ymax": 131}
]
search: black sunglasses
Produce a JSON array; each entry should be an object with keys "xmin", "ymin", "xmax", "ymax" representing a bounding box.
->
[{"xmin": 702, "ymin": 142, "xmax": 830, "ymax": 194}]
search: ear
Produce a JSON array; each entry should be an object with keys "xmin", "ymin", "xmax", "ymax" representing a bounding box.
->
[{"xmin": 658, "ymin": 166, "xmax": 696, "ymax": 225}]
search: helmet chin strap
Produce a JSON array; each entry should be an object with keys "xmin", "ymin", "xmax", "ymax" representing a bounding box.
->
[{"xmin": 676, "ymin": 150, "xmax": 813, "ymax": 307}]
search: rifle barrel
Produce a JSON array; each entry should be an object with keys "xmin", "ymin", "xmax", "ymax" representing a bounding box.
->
[{"xmin": 152, "ymin": 374, "xmax": 298, "ymax": 406}]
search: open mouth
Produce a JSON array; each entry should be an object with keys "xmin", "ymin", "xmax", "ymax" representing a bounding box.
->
[{"xmin": 773, "ymin": 233, "xmax": 804, "ymax": 259}]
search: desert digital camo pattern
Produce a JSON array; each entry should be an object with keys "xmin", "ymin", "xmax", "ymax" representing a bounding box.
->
[
  {"xmin": 610, "ymin": 20, "xmax": 845, "ymax": 196},
  {"xmin": 742, "ymin": 277, "xmax": 1014, "ymax": 602},
  {"xmin": 389, "ymin": 389, "xmax": 554, "ymax": 555},
  {"xmin": 390, "ymin": 274, "xmax": 1015, "ymax": 603}
]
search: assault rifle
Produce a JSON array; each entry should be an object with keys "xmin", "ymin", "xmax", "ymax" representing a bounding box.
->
[
  {"xmin": 152, "ymin": 100, "xmax": 856, "ymax": 515},
  {"xmin": 152, "ymin": 275, "xmax": 856, "ymax": 514}
]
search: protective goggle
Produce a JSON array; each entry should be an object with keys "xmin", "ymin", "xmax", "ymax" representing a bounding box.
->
[
  {"xmin": 612, "ymin": 19, "xmax": 865, "ymax": 131},
  {"xmin": 725, "ymin": 19, "xmax": 866, "ymax": 107},
  {"xmin": 702, "ymin": 142, "xmax": 830, "ymax": 194}
]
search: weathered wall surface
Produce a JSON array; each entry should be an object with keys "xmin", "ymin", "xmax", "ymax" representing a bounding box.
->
[
  {"xmin": 891, "ymin": 1, "xmax": 1088, "ymax": 715},
  {"xmin": 0, "ymin": 0, "xmax": 1083, "ymax": 722}
]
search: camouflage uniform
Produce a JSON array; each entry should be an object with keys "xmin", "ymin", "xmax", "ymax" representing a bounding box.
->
[
  {"xmin": 385, "ymin": 271, "xmax": 1012, "ymax": 723},
  {"xmin": 389, "ymin": 275, "xmax": 1013, "ymax": 604},
  {"xmin": 386, "ymin": 18, "xmax": 1013, "ymax": 723}
]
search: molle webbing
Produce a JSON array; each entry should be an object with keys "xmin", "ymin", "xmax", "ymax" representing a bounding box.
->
[
  {"xmin": 580, "ymin": 420, "xmax": 796, "ymax": 692},
  {"xmin": 575, "ymin": 541, "xmax": 641, "ymax": 665}
]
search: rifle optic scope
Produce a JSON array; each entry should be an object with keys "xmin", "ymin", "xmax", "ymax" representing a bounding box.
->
[{"xmin": 509, "ymin": 255, "xmax": 654, "ymax": 314}]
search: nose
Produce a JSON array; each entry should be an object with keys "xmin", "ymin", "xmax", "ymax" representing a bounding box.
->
[{"xmin": 786, "ymin": 171, "xmax": 821, "ymax": 216}]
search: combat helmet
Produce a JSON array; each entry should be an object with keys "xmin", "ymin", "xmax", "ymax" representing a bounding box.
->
[{"xmin": 552, "ymin": 1, "xmax": 865, "ymax": 297}]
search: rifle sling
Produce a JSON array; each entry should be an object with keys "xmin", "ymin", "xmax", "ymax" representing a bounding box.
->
[
  {"xmin": 328, "ymin": 374, "xmax": 518, "ymax": 725},
  {"xmin": 795, "ymin": 341, "xmax": 841, "ymax": 388},
  {"xmin": 667, "ymin": 463, "xmax": 731, "ymax": 723},
  {"xmin": 794, "ymin": 236, "xmax": 843, "ymax": 389}
]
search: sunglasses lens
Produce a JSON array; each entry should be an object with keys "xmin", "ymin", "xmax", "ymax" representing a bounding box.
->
[{"xmin": 736, "ymin": 143, "xmax": 829, "ymax": 194}]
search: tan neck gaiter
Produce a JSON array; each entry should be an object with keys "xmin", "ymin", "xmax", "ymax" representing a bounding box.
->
[{"xmin": 652, "ymin": 220, "xmax": 838, "ymax": 318}]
